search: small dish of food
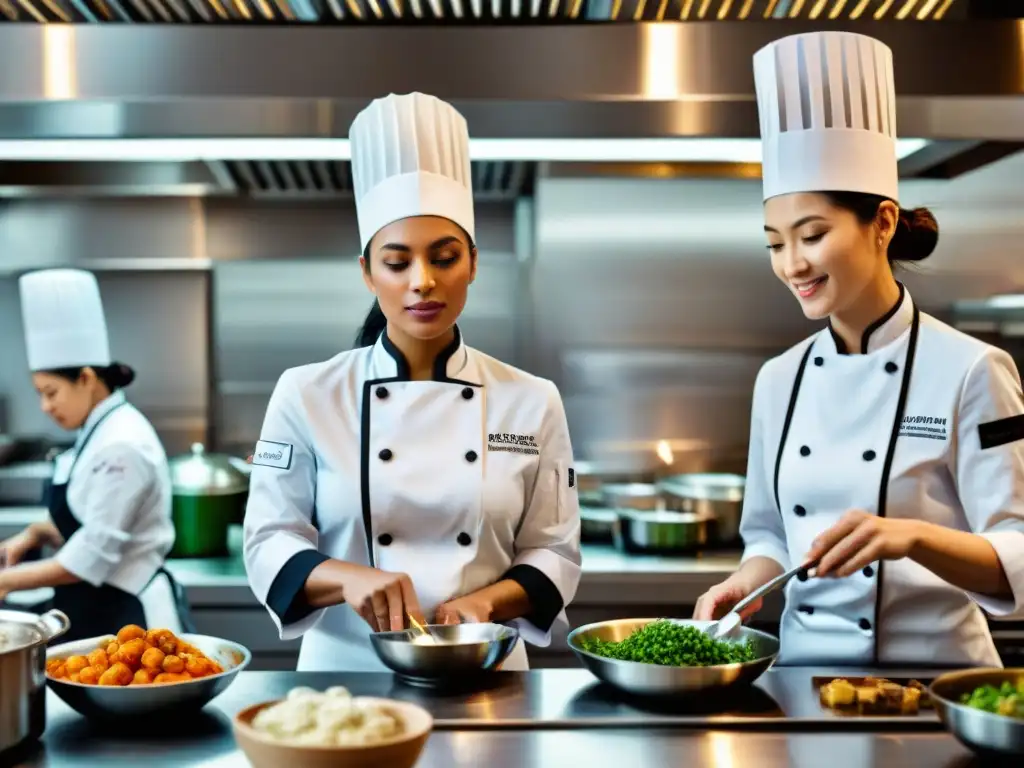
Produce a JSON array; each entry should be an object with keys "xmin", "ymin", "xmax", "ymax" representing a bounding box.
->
[
  {"xmin": 233, "ymin": 685, "xmax": 433, "ymax": 768},
  {"xmin": 46, "ymin": 624, "xmax": 251, "ymax": 720},
  {"xmin": 817, "ymin": 676, "xmax": 933, "ymax": 716},
  {"xmin": 567, "ymin": 618, "xmax": 779, "ymax": 697},
  {"xmin": 929, "ymin": 668, "xmax": 1024, "ymax": 756}
]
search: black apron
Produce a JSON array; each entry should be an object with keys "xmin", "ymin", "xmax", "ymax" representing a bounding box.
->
[{"xmin": 46, "ymin": 402, "xmax": 195, "ymax": 643}]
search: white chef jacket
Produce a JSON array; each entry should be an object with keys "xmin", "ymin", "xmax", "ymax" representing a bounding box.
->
[
  {"xmin": 243, "ymin": 329, "xmax": 583, "ymax": 672},
  {"xmin": 52, "ymin": 390, "xmax": 180, "ymax": 629},
  {"xmin": 740, "ymin": 284, "xmax": 1024, "ymax": 667}
]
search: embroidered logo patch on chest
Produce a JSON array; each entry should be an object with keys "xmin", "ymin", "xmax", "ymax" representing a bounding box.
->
[
  {"xmin": 251, "ymin": 440, "xmax": 293, "ymax": 469},
  {"xmin": 487, "ymin": 433, "xmax": 539, "ymax": 456},
  {"xmin": 899, "ymin": 415, "xmax": 949, "ymax": 442}
]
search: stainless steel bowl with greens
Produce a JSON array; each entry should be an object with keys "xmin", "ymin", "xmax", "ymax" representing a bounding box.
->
[
  {"xmin": 930, "ymin": 668, "xmax": 1024, "ymax": 756},
  {"xmin": 567, "ymin": 618, "xmax": 779, "ymax": 697}
]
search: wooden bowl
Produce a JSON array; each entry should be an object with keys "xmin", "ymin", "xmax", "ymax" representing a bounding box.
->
[{"xmin": 232, "ymin": 697, "xmax": 433, "ymax": 768}]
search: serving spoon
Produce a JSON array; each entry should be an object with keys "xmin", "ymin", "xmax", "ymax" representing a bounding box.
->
[{"xmin": 706, "ymin": 558, "xmax": 820, "ymax": 641}]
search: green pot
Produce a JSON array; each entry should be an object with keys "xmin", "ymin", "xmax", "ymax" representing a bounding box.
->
[
  {"xmin": 170, "ymin": 493, "xmax": 246, "ymax": 558},
  {"xmin": 168, "ymin": 443, "xmax": 250, "ymax": 559}
]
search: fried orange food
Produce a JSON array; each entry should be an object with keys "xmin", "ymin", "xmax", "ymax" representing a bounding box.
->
[{"xmin": 47, "ymin": 625, "xmax": 225, "ymax": 687}]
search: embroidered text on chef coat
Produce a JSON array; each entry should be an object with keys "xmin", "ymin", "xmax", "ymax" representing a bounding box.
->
[
  {"xmin": 899, "ymin": 415, "xmax": 949, "ymax": 442},
  {"xmin": 488, "ymin": 433, "xmax": 540, "ymax": 455}
]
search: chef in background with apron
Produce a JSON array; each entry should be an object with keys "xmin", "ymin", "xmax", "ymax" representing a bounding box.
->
[
  {"xmin": 694, "ymin": 31, "xmax": 1024, "ymax": 667},
  {"xmin": 0, "ymin": 269, "xmax": 192, "ymax": 641},
  {"xmin": 243, "ymin": 92, "xmax": 582, "ymax": 672}
]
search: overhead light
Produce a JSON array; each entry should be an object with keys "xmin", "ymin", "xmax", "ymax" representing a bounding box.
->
[{"xmin": 0, "ymin": 137, "xmax": 931, "ymax": 163}]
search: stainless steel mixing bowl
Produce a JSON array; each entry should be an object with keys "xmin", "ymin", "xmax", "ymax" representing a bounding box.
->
[
  {"xmin": 929, "ymin": 667, "xmax": 1024, "ymax": 756},
  {"xmin": 46, "ymin": 632, "xmax": 251, "ymax": 721},
  {"xmin": 567, "ymin": 618, "xmax": 779, "ymax": 697},
  {"xmin": 370, "ymin": 623, "xmax": 520, "ymax": 688}
]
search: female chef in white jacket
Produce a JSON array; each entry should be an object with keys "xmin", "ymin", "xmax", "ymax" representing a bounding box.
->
[
  {"xmin": 0, "ymin": 269, "xmax": 190, "ymax": 642},
  {"xmin": 243, "ymin": 92, "xmax": 582, "ymax": 672},
  {"xmin": 694, "ymin": 31, "xmax": 1024, "ymax": 667}
]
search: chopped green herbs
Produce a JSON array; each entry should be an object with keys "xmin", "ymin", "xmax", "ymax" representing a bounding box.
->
[
  {"xmin": 959, "ymin": 680, "xmax": 1024, "ymax": 719},
  {"xmin": 577, "ymin": 620, "xmax": 759, "ymax": 667}
]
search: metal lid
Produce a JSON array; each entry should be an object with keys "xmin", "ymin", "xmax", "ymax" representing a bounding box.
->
[
  {"xmin": 169, "ymin": 443, "xmax": 249, "ymax": 496},
  {"xmin": 657, "ymin": 473, "xmax": 745, "ymax": 502},
  {"xmin": 0, "ymin": 609, "xmax": 70, "ymax": 654}
]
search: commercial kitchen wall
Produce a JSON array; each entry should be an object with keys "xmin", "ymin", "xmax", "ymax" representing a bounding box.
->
[{"xmin": 2, "ymin": 150, "xmax": 1024, "ymax": 469}]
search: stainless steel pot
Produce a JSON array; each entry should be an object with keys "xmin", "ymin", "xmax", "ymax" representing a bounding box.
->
[
  {"xmin": 600, "ymin": 483, "xmax": 666, "ymax": 511},
  {"xmin": 574, "ymin": 461, "xmax": 655, "ymax": 496},
  {"xmin": 580, "ymin": 506, "xmax": 617, "ymax": 544},
  {"xmin": 613, "ymin": 509, "xmax": 712, "ymax": 555},
  {"xmin": 168, "ymin": 443, "xmax": 249, "ymax": 558},
  {"xmin": 0, "ymin": 609, "xmax": 69, "ymax": 756},
  {"xmin": 657, "ymin": 473, "xmax": 745, "ymax": 544}
]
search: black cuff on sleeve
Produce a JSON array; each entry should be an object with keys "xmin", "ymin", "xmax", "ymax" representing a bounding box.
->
[
  {"xmin": 503, "ymin": 564, "xmax": 564, "ymax": 633},
  {"xmin": 266, "ymin": 550, "xmax": 331, "ymax": 626}
]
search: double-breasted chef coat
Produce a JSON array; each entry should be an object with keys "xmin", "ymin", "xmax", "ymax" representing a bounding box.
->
[
  {"xmin": 46, "ymin": 390, "xmax": 191, "ymax": 642},
  {"xmin": 243, "ymin": 328, "xmax": 583, "ymax": 672},
  {"xmin": 740, "ymin": 284, "xmax": 1024, "ymax": 667}
]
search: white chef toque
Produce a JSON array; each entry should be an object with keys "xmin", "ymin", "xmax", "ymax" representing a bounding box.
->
[
  {"xmin": 753, "ymin": 31, "xmax": 899, "ymax": 203},
  {"xmin": 19, "ymin": 268, "xmax": 112, "ymax": 372},
  {"xmin": 349, "ymin": 92, "xmax": 475, "ymax": 252}
]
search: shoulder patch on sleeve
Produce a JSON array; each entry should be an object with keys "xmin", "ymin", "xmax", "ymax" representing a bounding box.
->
[
  {"xmin": 978, "ymin": 414, "xmax": 1024, "ymax": 450},
  {"xmin": 568, "ymin": 467, "xmax": 575, "ymax": 489},
  {"xmin": 252, "ymin": 440, "xmax": 293, "ymax": 469}
]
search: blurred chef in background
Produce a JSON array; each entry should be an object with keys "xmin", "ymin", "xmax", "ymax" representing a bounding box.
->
[
  {"xmin": 244, "ymin": 92, "xmax": 582, "ymax": 671},
  {"xmin": 0, "ymin": 269, "xmax": 191, "ymax": 641},
  {"xmin": 694, "ymin": 31, "xmax": 1024, "ymax": 666}
]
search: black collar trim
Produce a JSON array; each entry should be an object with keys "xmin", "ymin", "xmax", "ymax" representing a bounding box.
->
[
  {"xmin": 829, "ymin": 282, "xmax": 906, "ymax": 355},
  {"xmin": 379, "ymin": 325, "xmax": 472, "ymax": 384}
]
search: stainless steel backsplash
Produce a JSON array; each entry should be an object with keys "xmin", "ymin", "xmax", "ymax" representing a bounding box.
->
[{"xmin": 2, "ymin": 149, "xmax": 1024, "ymax": 470}]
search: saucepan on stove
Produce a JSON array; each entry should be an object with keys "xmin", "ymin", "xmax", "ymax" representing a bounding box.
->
[
  {"xmin": 612, "ymin": 509, "xmax": 713, "ymax": 555},
  {"xmin": 657, "ymin": 473, "xmax": 746, "ymax": 545},
  {"xmin": 596, "ymin": 479, "xmax": 713, "ymax": 555},
  {"xmin": 575, "ymin": 462, "xmax": 657, "ymax": 544}
]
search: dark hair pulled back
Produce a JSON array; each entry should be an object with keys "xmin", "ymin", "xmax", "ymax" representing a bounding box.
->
[
  {"xmin": 823, "ymin": 191, "xmax": 939, "ymax": 265},
  {"xmin": 46, "ymin": 363, "xmax": 136, "ymax": 391},
  {"xmin": 353, "ymin": 223, "xmax": 476, "ymax": 349},
  {"xmin": 354, "ymin": 300, "xmax": 388, "ymax": 349}
]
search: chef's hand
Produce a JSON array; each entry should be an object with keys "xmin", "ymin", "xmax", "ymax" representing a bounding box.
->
[
  {"xmin": 0, "ymin": 528, "xmax": 40, "ymax": 568},
  {"xmin": 435, "ymin": 593, "xmax": 493, "ymax": 625},
  {"xmin": 693, "ymin": 579, "xmax": 763, "ymax": 622},
  {"xmin": 344, "ymin": 567, "xmax": 426, "ymax": 633},
  {"xmin": 806, "ymin": 509, "xmax": 920, "ymax": 578}
]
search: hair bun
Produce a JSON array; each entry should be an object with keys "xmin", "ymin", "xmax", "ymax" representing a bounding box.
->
[
  {"xmin": 889, "ymin": 206, "xmax": 939, "ymax": 263},
  {"xmin": 109, "ymin": 362, "xmax": 136, "ymax": 389}
]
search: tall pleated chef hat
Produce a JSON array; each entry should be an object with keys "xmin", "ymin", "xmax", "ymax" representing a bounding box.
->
[
  {"xmin": 753, "ymin": 31, "xmax": 899, "ymax": 202},
  {"xmin": 19, "ymin": 268, "xmax": 111, "ymax": 372},
  {"xmin": 349, "ymin": 92, "xmax": 475, "ymax": 252}
]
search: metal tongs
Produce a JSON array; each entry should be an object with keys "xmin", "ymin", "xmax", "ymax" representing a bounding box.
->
[{"xmin": 706, "ymin": 558, "xmax": 820, "ymax": 641}]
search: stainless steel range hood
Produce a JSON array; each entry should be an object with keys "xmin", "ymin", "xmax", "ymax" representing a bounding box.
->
[
  {"xmin": 0, "ymin": 0, "xmax": 975, "ymax": 24},
  {"xmin": 0, "ymin": 19, "xmax": 1020, "ymax": 197}
]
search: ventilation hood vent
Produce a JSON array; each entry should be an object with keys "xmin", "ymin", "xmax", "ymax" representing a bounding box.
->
[
  {"xmin": 0, "ymin": 0, "xmax": 969, "ymax": 22},
  {"xmin": 221, "ymin": 160, "xmax": 532, "ymax": 200}
]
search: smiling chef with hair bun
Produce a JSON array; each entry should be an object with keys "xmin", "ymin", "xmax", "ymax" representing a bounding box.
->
[
  {"xmin": 243, "ymin": 91, "xmax": 582, "ymax": 672},
  {"xmin": 694, "ymin": 30, "xmax": 1024, "ymax": 667}
]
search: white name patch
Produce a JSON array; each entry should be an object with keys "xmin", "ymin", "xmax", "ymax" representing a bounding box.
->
[{"xmin": 252, "ymin": 440, "xmax": 293, "ymax": 469}]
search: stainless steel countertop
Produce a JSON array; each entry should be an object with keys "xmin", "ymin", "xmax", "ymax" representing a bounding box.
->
[
  {"xmin": 8, "ymin": 669, "xmax": 984, "ymax": 768},
  {"xmin": 105, "ymin": 667, "xmax": 951, "ymax": 729}
]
